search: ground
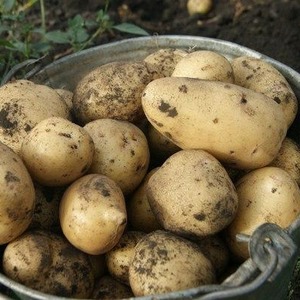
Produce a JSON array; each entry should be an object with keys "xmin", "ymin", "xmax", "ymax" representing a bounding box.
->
[{"xmin": 47, "ymin": 0, "xmax": 300, "ymax": 72}]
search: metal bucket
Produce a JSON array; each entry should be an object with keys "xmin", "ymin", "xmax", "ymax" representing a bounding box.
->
[{"xmin": 0, "ymin": 35, "xmax": 300, "ymax": 300}]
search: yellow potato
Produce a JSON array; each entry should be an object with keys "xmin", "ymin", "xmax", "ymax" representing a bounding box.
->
[
  {"xmin": 172, "ymin": 50, "xmax": 234, "ymax": 83},
  {"xmin": 84, "ymin": 118, "xmax": 150, "ymax": 195},
  {"xmin": 73, "ymin": 61, "xmax": 153, "ymax": 124},
  {"xmin": 232, "ymin": 56, "xmax": 298, "ymax": 127},
  {"xmin": 147, "ymin": 150, "xmax": 238, "ymax": 238},
  {"xmin": 59, "ymin": 174, "xmax": 127, "ymax": 255},
  {"xmin": 0, "ymin": 80, "xmax": 70, "ymax": 153},
  {"xmin": 226, "ymin": 167, "xmax": 300, "ymax": 261},
  {"xmin": 142, "ymin": 77, "xmax": 287, "ymax": 169},
  {"xmin": 0, "ymin": 142, "xmax": 35, "ymax": 245}
]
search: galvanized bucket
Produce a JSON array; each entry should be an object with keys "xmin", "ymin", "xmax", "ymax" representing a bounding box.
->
[{"xmin": 0, "ymin": 35, "xmax": 300, "ymax": 300}]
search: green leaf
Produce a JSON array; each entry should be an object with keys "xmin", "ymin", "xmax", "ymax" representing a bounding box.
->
[
  {"xmin": 68, "ymin": 15, "xmax": 85, "ymax": 29},
  {"xmin": 0, "ymin": 39, "xmax": 14, "ymax": 48},
  {"xmin": 73, "ymin": 28, "xmax": 89, "ymax": 43},
  {"xmin": 45, "ymin": 31, "xmax": 70, "ymax": 44},
  {"xmin": 113, "ymin": 23, "xmax": 149, "ymax": 36},
  {"xmin": 0, "ymin": 0, "xmax": 16, "ymax": 13}
]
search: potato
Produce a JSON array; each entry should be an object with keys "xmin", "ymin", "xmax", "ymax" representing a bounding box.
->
[
  {"xmin": 142, "ymin": 77, "xmax": 287, "ymax": 169},
  {"xmin": 105, "ymin": 231, "xmax": 146, "ymax": 285},
  {"xmin": 92, "ymin": 275, "xmax": 134, "ymax": 299},
  {"xmin": 2, "ymin": 229, "xmax": 94, "ymax": 298},
  {"xmin": 59, "ymin": 174, "xmax": 127, "ymax": 255},
  {"xmin": 129, "ymin": 230, "xmax": 216, "ymax": 296},
  {"xmin": 84, "ymin": 118, "xmax": 150, "ymax": 195},
  {"xmin": 0, "ymin": 142, "xmax": 35, "ymax": 245},
  {"xmin": 147, "ymin": 123, "xmax": 181, "ymax": 161},
  {"xmin": 187, "ymin": 0, "xmax": 213, "ymax": 15},
  {"xmin": 144, "ymin": 48, "xmax": 187, "ymax": 78},
  {"xmin": 231, "ymin": 56, "xmax": 298, "ymax": 127},
  {"xmin": 172, "ymin": 50, "xmax": 234, "ymax": 83},
  {"xmin": 73, "ymin": 61, "xmax": 153, "ymax": 124},
  {"xmin": 269, "ymin": 137, "xmax": 300, "ymax": 185},
  {"xmin": 20, "ymin": 117, "xmax": 94, "ymax": 186},
  {"xmin": 147, "ymin": 150, "xmax": 238, "ymax": 238},
  {"xmin": 0, "ymin": 80, "xmax": 70, "ymax": 153},
  {"xmin": 226, "ymin": 167, "xmax": 300, "ymax": 261},
  {"xmin": 127, "ymin": 167, "xmax": 162, "ymax": 233}
]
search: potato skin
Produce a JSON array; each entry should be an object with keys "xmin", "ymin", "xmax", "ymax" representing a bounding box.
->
[
  {"xmin": 0, "ymin": 142, "xmax": 35, "ymax": 244},
  {"xmin": 2, "ymin": 230, "xmax": 94, "ymax": 298},
  {"xmin": 129, "ymin": 230, "xmax": 216, "ymax": 296},
  {"xmin": 147, "ymin": 150, "xmax": 238, "ymax": 238},
  {"xmin": 73, "ymin": 61, "xmax": 153, "ymax": 124},
  {"xmin": 172, "ymin": 50, "xmax": 234, "ymax": 83},
  {"xmin": 84, "ymin": 118, "xmax": 150, "ymax": 195},
  {"xmin": 142, "ymin": 77, "xmax": 287, "ymax": 169},
  {"xmin": 232, "ymin": 56, "xmax": 298, "ymax": 128},
  {"xmin": 0, "ymin": 80, "xmax": 70, "ymax": 153},
  {"xmin": 59, "ymin": 174, "xmax": 127, "ymax": 255},
  {"xmin": 226, "ymin": 167, "xmax": 300, "ymax": 261},
  {"xmin": 21, "ymin": 117, "xmax": 95, "ymax": 186}
]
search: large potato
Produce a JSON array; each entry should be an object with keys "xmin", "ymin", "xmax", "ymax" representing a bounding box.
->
[
  {"xmin": 231, "ymin": 56, "xmax": 298, "ymax": 127},
  {"xmin": 20, "ymin": 117, "xmax": 95, "ymax": 186},
  {"xmin": 142, "ymin": 77, "xmax": 287, "ymax": 169},
  {"xmin": 226, "ymin": 167, "xmax": 300, "ymax": 261},
  {"xmin": 59, "ymin": 174, "xmax": 127, "ymax": 255},
  {"xmin": 2, "ymin": 229, "xmax": 94, "ymax": 298},
  {"xmin": 0, "ymin": 142, "xmax": 35, "ymax": 245},
  {"xmin": 129, "ymin": 230, "xmax": 216, "ymax": 296},
  {"xmin": 147, "ymin": 150, "xmax": 238, "ymax": 238},
  {"xmin": 84, "ymin": 118, "xmax": 150, "ymax": 195},
  {"xmin": 0, "ymin": 80, "xmax": 70, "ymax": 153},
  {"xmin": 172, "ymin": 50, "xmax": 234, "ymax": 83},
  {"xmin": 73, "ymin": 61, "xmax": 153, "ymax": 124}
]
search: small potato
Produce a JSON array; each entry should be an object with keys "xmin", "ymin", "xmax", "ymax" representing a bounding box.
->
[
  {"xmin": 232, "ymin": 56, "xmax": 298, "ymax": 128},
  {"xmin": 142, "ymin": 77, "xmax": 287, "ymax": 169},
  {"xmin": 269, "ymin": 137, "xmax": 300, "ymax": 185},
  {"xmin": 2, "ymin": 229, "xmax": 94, "ymax": 298},
  {"xmin": 226, "ymin": 167, "xmax": 300, "ymax": 261},
  {"xmin": 73, "ymin": 61, "xmax": 153, "ymax": 124},
  {"xmin": 144, "ymin": 48, "xmax": 187, "ymax": 78},
  {"xmin": 92, "ymin": 275, "xmax": 134, "ymax": 299},
  {"xmin": 20, "ymin": 117, "xmax": 94, "ymax": 186},
  {"xmin": 187, "ymin": 0, "xmax": 213, "ymax": 15},
  {"xmin": 105, "ymin": 231, "xmax": 146, "ymax": 285},
  {"xmin": 129, "ymin": 230, "xmax": 216, "ymax": 296},
  {"xmin": 0, "ymin": 142, "xmax": 35, "ymax": 245},
  {"xmin": 59, "ymin": 174, "xmax": 127, "ymax": 255},
  {"xmin": 172, "ymin": 50, "xmax": 234, "ymax": 83},
  {"xmin": 0, "ymin": 80, "xmax": 70, "ymax": 153},
  {"xmin": 147, "ymin": 150, "xmax": 238, "ymax": 238},
  {"xmin": 127, "ymin": 168, "xmax": 162, "ymax": 233},
  {"xmin": 84, "ymin": 118, "xmax": 150, "ymax": 195}
]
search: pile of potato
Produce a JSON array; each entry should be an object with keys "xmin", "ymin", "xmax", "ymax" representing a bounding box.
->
[{"xmin": 0, "ymin": 46, "xmax": 300, "ymax": 299}]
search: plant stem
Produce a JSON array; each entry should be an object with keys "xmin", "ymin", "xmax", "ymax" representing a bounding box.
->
[{"xmin": 40, "ymin": 0, "xmax": 46, "ymax": 33}]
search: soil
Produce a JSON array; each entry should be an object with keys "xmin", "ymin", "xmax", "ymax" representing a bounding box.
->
[{"xmin": 47, "ymin": 0, "xmax": 300, "ymax": 72}]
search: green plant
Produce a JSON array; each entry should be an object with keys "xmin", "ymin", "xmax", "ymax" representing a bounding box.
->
[{"xmin": 0, "ymin": 0, "xmax": 149, "ymax": 83}]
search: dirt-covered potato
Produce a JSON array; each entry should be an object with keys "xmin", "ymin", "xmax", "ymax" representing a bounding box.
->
[
  {"xmin": 269, "ymin": 137, "xmax": 300, "ymax": 185},
  {"xmin": 105, "ymin": 231, "xmax": 146, "ymax": 285},
  {"xmin": 92, "ymin": 275, "xmax": 134, "ymax": 299},
  {"xmin": 0, "ymin": 142, "xmax": 35, "ymax": 245},
  {"xmin": 142, "ymin": 77, "xmax": 287, "ymax": 169},
  {"xmin": 73, "ymin": 61, "xmax": 153, "ymax": 124},
  {"xmin": 129, "ymin": 230, "xmax": 216, "ymax": 296},
  {"xmin": 0, "ymin": 80, "xmax": 70, "ymax": 153},
  {"xmin": 147, "ymin": 150, "xmax": 238, "ymax": 238},
  {"xmin": 59, "ymin": 174, "xmax": 127, "ymax": 255},
  {"xmin": 84, "ymin": 118, "xmax": 150, "ymax": 195},
  {"xmin": 172, "ymin": 50, "xmax": 234, "ymax": 83},
  {"xmin": 29, "ymin": 184, "xmax": 65, "ymax": 231},
  {"xmin": 20, "ymin": 117, "xmax": 94, "ymax": 186},
  {"xmin": 127, "ymin": 168, "xmax": 162, "ymax": 233},
  {"xmin": 187, "ymin": 0, "xmax": 213, "ymax": 15},
  {"xmin": 226, "ymin": 167, "xmax": 300, "ymax": 261},
  {"xmin": 144, "ymin": 48, "xmax": 187, "ymax": 78},
  {"xmin": 2, "ymin": 229, "xmax": 94, "ymax": 298},
  {"xmin": 232, "ymin": 56, "xmax": 298, "ymax": 128}
]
